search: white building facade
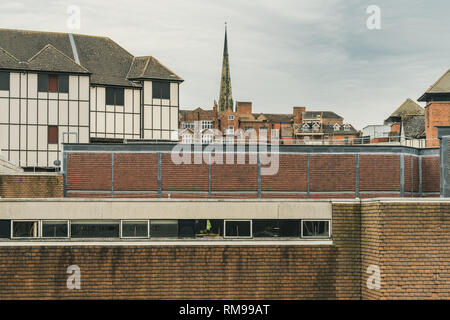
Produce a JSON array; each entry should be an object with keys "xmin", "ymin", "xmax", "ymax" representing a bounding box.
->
[{"xmin": 0, "ymin": 29, "xmax": 183, "ymax": 169}]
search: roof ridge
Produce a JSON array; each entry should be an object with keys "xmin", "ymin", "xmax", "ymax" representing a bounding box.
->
[
  {"xmin": 141, "ymin": 56, "xmax": 152, "ymax": 78},
  {"xmin": 0, "ymin": 46, "xmax": 20, "ymax": 62},
  {"xmin": 126, "ymin": 56, "xmax": 137, "ymax": 79},
  {"xmin": 27, "ymin": 44, "xmax": 90, "ymax": 73},
  {"xmin": 0, "ymin": 28, "xmax": 113, "ymax": 41}
]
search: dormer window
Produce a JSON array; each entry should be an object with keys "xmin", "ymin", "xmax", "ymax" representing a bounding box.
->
[
  {"xmin": 333, "ymin": 124, "xmax": 340, "ymax": 131},
  {"xmin": 344, "ymin": 124, "xmax": 351, "ymax": 132},
  {"xmin": 312, "ymin": 122, "xmax": 320, "ymax": 132},
  {"xmin": 302, "ymin": 123, "xmax": 310, "ymax": 131}
]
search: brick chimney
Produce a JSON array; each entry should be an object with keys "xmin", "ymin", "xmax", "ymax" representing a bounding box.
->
[
  {"xmin": 236, "ymin": 102, "xmax": 252, "ymax": 115},
  {"xmin": 293, "ymin": 106, "xmax": 306, "ymax": 124}
]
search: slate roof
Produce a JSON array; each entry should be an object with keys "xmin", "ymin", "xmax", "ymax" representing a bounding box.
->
[
  {"xmin": 27, "ymin": 44, "xmax": 89, "ymax": 73},
  {"xmin": 390, "ymin": 98, "xmax": 424, "ymax": 118},
  {"xmin": 419, "ymin": 69, "xmax": 450, "ymax": 101},
  {"xmin": 128, "ymin": 56, "xmax": 182, "ymax": 81},
  {"xmin": 402, "ymin": 115, "xmax": 425, "ymax": 139},
  {"xmin": 303, "ymin": 111, "xmax": 343, "ymax": 120},
  {"xmin": 261, "ymin": 114, "xmax": 293, "ymax": 123},
  {"xmin": 0, "ymin": 28, "xmax": 182, "ymax": 87}
]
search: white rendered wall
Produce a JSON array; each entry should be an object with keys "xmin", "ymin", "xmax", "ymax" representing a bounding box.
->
[
  {"xmin": 142, "ymin": 80, "xmax": 179, "ymax": 141},
  {"xmin": 89, "ymin": 86, "xmax": 140, "ymax": 140},
  {"xmin": 0, "ymin": 72, "xmax": 90, "ymax": 168}
]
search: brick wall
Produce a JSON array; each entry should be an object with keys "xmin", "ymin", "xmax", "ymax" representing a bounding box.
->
[
  {"xmin": 361, "ymin": 201, "xmax": 450, "ymax": 299},
  {"xmin": 0, "ymin": 174, "xmax": 63, "ymax": 198},
  {"xmin": 0, "ymin": 246, "xmax": 337, "ymax": 300},
  {"xmin": 425, "ymin": 103, "xmax": 450, "ymax": 147},
  {"xmin": 422, "ymin": 156, "xmax": 440, "ymax": 195},
  {"xmin": 0, "ymin": 200, "xmax": 449, "ymax": 299},
  {"xmin": 65, "ymin": 151, "xmax": 440, "ymax": 199}
]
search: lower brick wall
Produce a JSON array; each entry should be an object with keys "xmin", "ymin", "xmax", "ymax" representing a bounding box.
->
[
  {"xmin": 0, "ymin": 174, "xmax": 63, "ymax": 198},
  {"xmin": 361, "ymin": 202, "xmax": 450, "ymax": 300},
  {"xmin": 0, "ymin": 200, "xmax": 449, "ymax": 300},
  {"xmin": 0, "ymin": 246, "xmax": 337, "ymax": 300}
]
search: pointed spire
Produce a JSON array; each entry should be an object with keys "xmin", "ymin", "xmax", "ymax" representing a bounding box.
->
[{"xmin": 219, "ymin": 22, "xmax": 233, "ymax": 112}]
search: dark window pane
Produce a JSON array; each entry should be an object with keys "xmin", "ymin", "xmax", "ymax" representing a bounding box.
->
[
  {"xmin": 13, "ymin": 221, "xmax": 39, "ymax": 238},
  {"xmin": 48, "ymin": 75, "xmax": 58, "ymax": 92},
  {"xmin": 106, "ymin": 87, "xmax": 115, "ymax": 105},
  {"xmin": 253, "ymin": 220, "xmax": 279, "ymax": 238},
  {"xmin": 42, "ymin": 221, "xmax": 68, "ymax": 238},
  {"xmin": 302, "ymin": 221, "xmax": 330, "ymax": 238},
  {"xmin": 161, "ymin": 82, "xmax": 170, "ymax": 99},
  {"xmin": 225, "ymin": 221, "xmax": 251, "ymax": 238},
  {"xmin": 178, "ymin": 220, "xmax": 195, "ymax": 238},
  {"xmin": 0, "ymin": 220, "xmax": 11, "ymax": 238},
  {"xmin": 279, "ymin": 220, "xmax": 301, "ymax": 237},
  {"xmin": 38, "ymin": 74, "xmax": 48, "ymax": 92},
  {"xmin": 0, "ymin": 72, "xmax": 10, "ymax": 90},
  {"xmin": 195, "ymin": 219, "xmax": 223, "ymax": 238},
  {"xmin": 48, "ymin": 125, "xmax": 58, "ymax": 144},
  {"xmin": 71, "ymin": 221, "xmax": 120, "ymax": 238},
  {"xmin": 152, "ymin": 81, "xmax": 170, "ymax": 99},
  {"xmin": 150, "ymin": 220, "xmax": 178, "ymax": 238},
  {"xmin": 115, "ymin": 88, "xmax": 124, "ymax": 106},
  {"xmin": 122, "ymin": 221, "xmax": 148, "ymax": 238},
  {"xmin": 152, "ymin": 81, "xmax": 161, "ymax": 99},
  {"xmin": 58, "ymin": 75, "xmax": 69, "ymax": 93}
]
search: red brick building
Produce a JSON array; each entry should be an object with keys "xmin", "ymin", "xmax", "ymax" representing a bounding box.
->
[
  {"xmin": 419, "ymin": 69, "xmax": 450, "ymax": 147},
  {"xmin": 179, "ymin": 103, "xmax": 359, "ymax": 145}
]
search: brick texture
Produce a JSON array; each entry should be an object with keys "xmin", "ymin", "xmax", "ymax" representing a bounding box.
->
[
  {"xmin": 0, "ymin": 174, "xmax": 63, "ymax": 198},
  {"xmin": 64, "ymin": 152, "xmax": 441, "ymax": 199},
  {"xmin": 114, "ymin": 153, "xmax": 157, "ymax": 191},
  {"xmin": 361, "ymin": 202, "xmax": 450, "ymax": 299},
  {"xmin": 261, "ymin": 154, "xmax": 307, "ymax": 191},
  {"xmin": 67, "ymin": 153, "xmax": 111, "ymax": 191},
  {"xmin": 309, "ymin": 155, "xmax": 355, "ymax": 192},
  {"xmin": 0, "ymin": 246, "xmax": 337, "ymax": 300},
  {"xmin": 359, "ymin": 155, "xmax": 400, "ymax": 191},
  {"xmin": 422, "ymin": 156, "xmax": 440, "ymax": 193}
]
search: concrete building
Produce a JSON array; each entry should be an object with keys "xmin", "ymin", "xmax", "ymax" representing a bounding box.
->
[{"xmin": 0, "ymin": 29, "xmax": 183, "ymax": 170}]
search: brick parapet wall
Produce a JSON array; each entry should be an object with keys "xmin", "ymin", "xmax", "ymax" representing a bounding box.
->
[
  {"xmin": 65, "ymin": 152, "xmax": 440, "ymax": 199},
  {"xmin": 0, "ymin": 174, "xmax": 63, "ymax": 198}
]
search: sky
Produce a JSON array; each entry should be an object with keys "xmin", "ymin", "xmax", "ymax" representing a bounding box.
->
[{"xmin": 1, "ymin": 0, "xmax": 450, "ymax": 130}]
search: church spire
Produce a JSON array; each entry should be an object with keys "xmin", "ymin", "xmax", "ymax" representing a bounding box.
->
[{"xmin": 219, "ymin": 22, "xmax": 233, "ymax": 112}]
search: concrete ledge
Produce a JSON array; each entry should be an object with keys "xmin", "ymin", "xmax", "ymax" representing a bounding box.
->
[{"xmin": 0, "ymin": 239, "xmax": 334, "ymax": 246}]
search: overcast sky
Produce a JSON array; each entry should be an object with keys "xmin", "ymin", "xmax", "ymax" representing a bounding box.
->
[{"xmin": 1, "ymin": 0, "xmax": 449, "ymax": 129}]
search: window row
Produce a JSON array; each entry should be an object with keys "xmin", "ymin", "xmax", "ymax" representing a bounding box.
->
[{"xmin": 1, "ymin": 219, "xmax": 331, "ymax": 240}]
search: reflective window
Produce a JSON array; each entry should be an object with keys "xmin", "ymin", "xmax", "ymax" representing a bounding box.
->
[
  {"xmin": 178, "ymin": 220, "xmax": 195, "ymax": 238},
  {"xmin": 253, "ymin": 220, "xmax": 301, "ymax": 238},
  {"xmin": 224, "ymin": 220, "xmax": 251, "ymax": 238},
  {"xmin": 302, "ymin": 220, "xmax": 330, "ymax": 238},
  {"xmin": 121, "ymin": 221, "xmax": 148, "ymax": 238},
  {"xmin": 150, "ymin": 220, "xmax": 178, "ymax": 238},
  {"xmin": 195, "ymin": 219, "xmax": 223, "ymax": 238},
  {"xmin": 70, "ymin": 220, "xmax": 120, "ymax": 238},
  {"xmin": 42, "ymin": 221, "xmax": 68, "ymax": 238},
  {"xmin": 12, "ymin": 221, "xmax": 39, "ymax": 238}
]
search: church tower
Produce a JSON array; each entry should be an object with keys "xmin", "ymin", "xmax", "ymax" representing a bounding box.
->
[{"xmin": 219, "ymin": 23, "xmax": 233, "ymax": 112}]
